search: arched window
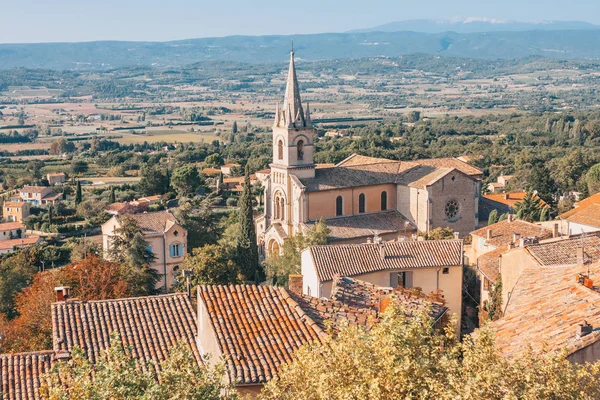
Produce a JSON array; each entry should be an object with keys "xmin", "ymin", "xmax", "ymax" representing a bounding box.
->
[
  {"xmin": 358, "ymin": 193, "xmax": 366, "ymax": 213},
  {"xmin": 274, "ymin": 192, "xmax": 285, "ymax": 221},
  {"xmin": 278, "ymin": 139, "xmax": 283, "ymax": 160},
  {"xmin": 381, "ymin": 191, "xmax": 387, "ymax": 211},
  {"xmin": 336, "ymin": 196, "xmax": 343, "ymax": 216},
  {"xmin": 297, "ymin": 140, "xmax": 304, "ymax": 161},
  {"xmin": 279, "ymin": 197, "xmax": 285, "ymax": 221}
]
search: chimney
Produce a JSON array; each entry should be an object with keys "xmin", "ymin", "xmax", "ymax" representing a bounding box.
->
[
  {"xmin": 55, "ymin": 350, "xmax": 71, "ymax": 362},
  {"xmin": 54, "ymin": 286, "xmax": 71, "ymax": 302},
  {"xmin": 508, "ymin": 214, "xmax": 514, "ymax": 222},
  {"xmin": 366, "ymin": 237, "xmax": 373, "ymax": 244},
  {"xmin": 503, "ymin": 193, "xmax": 509, "ymax": 200},
  {"xmin": 553, "ymin": 223, "xmax": 559, "ymax": 238},
  {"xmin": 288, "ymin": 275, "xmax": 303, "ymax": 295},
  {"xmin": 378, "ymin": 291, "xmax": 392, "ymax": 313},
  {"xmin": 577, "ymin": 321, "xmax": 593, "ymax": 338},
  {"xmin": 513, "ymin": 233, "xmax": 521, "ymax": 243},
  {"xmin": 379, "ymin": 242, "xmax": 386, "ymax": 260},
  {"xmin": 487, "ymin": 229, "xmax": 493, "ymax": 240},
  {"xmin": 453, "ymin": 232, "xmax": 460, "ymax": 240}
]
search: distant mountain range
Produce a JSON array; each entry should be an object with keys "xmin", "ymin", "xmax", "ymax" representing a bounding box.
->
[
  {"xmin": 351, "ymin": 18, "xmax": 600, "ymax": 34},
  {"xmin": 3, "ymin": 28, "xmax": 600, "ymax": 70}
]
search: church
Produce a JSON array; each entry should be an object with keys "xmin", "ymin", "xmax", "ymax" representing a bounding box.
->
[{"xmin": 255, "ymin": 50, "xmax": 483, "ymax": 256}]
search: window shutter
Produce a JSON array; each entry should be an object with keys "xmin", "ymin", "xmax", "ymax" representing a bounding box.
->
[
  {"xmin": 170, "ymin": 245, "xmax": 174, "ymax": 258},
  {"xmin": 405, "ymin": 271, "xmax": 413, "ymax": 288}
]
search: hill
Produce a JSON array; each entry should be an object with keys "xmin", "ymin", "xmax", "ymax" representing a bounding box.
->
[{"xmin": 3, "ymin": 29, "xmax": 600, "ymax": 70}]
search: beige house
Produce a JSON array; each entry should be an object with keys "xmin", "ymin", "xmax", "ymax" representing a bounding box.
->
[
  {"xmin": 0, "ymin": 222, "xmax": 25, "ymax": 241},
  {"xmin": 46, "ymin": 172, "xmax": 66, "ymax": 185},
  {"xmin": 489, "ymin": 234, "xmax": 600, "ymax": 363},
  {"xmin": 0, "ymin": 236, "xmax": 42, "ymax": 255},
  {"xmin": 256, "ymin": 50, "xmax": 482, "ymax": 256},
  {"xmin": 2, "ymin": 201, "xmax": 30, "ymax": 222},
  {"xmin": 469, "ymin": 217, "xmax": 554, "ymax": 305},
  {"xmin": 558, "ymin": 192, "xmax": 600, "ymax": 235},
  {"xmin": 102, "ymin": 210, "xmax": 187, "ymax": 290},
  {"xmin": 300, "ymin": 239, "xmax": 464, "ymax": 327},
  {"xmin": 486, "ymin": 175, "xmax": 513, "ymax": 193},
  {"xmin": 19, "ymin": 185, "xmax": 61, "ymax": 206}
]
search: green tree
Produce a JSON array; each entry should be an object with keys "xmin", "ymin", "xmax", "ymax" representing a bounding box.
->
[
  {"xmin": 236, "ymin": 166, "xmax": 259, "ymax": 282},
  {"xmin": 171, "ymin": 165, "xmax": 201, "ymax": 196},
  {"xmin": 498, "ymin": 212, "xmax": 509, "ymax": 221},
  {"xmin": 71, "ymin": 160, "xmax": 89, "ymax": 175},
  {"xmin": 266, "ymin": 219, "xmax": 329, "ymax": 286},
  {"xmin": 75, "ymin": 180, "xmax": 82, "ymax": 205},
  {"xmin": 232, "ymin": 121, "xmax": 238, "ymax": 134},
  {"xmin": 515, "ymin": 189, "xmax": 545, "ymax": 222},
  {"xmin": 487, "ymin": 209, "xmax": 498, "ymax": 226},
  {"xmin": 109, "ymin": 186, "xmax": 116, "ymax": 204},
  {"xmin": 137, "ymin": 166, "xmax": 170, "ymax": 196},
  {"xmin": 108, "ymin": 215, "xmax": 158, "ymax": 295},
  {"xmin": 485, "ymin": 274, "xmax": 503, "ymax": 321},
  {"xmin": 527, "ymin": 165, "xmax": 557, "ymax": 208},
  {"xmin": 586, "ymin": 163, "xmax": 600, "ymax": 195},
  {"xmin": 174, "ymin": 195, "xmax": 221, "ymax": 250},
  {"xmin": 41, "ymin": 332, "xmax": 236, "ymax": 400},
  {"xmin": 48, "ymin": 205, "xmax": 54, "ymax": 225},
  {"xmin": 177, "ymin": 244, "xmax": 240, "ymax": 289}
]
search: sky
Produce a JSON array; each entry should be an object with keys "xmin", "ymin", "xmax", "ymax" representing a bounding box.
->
[{"xmin": 0, "ymin": 0, "xmax": 599, "ymax": 44}]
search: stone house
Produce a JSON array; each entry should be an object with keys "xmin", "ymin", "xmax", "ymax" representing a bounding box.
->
[
  {"xmin": 300, "ymin": 239, "xmax": 464, "ymax": 327},
  {"xmin": 46, "ymin": 172, "xmax": 66, "ymax": 185},
  {"xmin": 2, "ymin": 201, "xmax": 30, "ymax": 223},
  {"xmin": 102, "ymin": 210, "xmax": 187, "ymax": 290}
]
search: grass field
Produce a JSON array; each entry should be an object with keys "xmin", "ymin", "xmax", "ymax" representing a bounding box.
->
[{"xmin": 113, "ymin": 130, "xmax": 220, "ymax": 144}]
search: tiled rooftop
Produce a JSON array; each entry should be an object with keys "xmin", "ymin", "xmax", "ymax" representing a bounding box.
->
[
  {"xmin": 0, "ymin": 222, "xmax": 25, "ymax": 231},
  {"xmin": 307, "ymin": 240, "xmax": 463, "ymax": 282},
  {"xmin": 471, "ymin": 219, "xmax": 553, "ymax": 248},
  {"xmin": 526, "ymin": 234, "xmax": 600, "ymax": 267},
  {"xmin": 198, "ymin": 284, "xmax": 326, "ymax": 385},
  {"xmin": 476, "ymin": 245, "xmax": 508, "ymax": 283},
  {"xmin": 412, "ymin": 157, "xmax": 483, "ymax": 177},
  {"xmin": 491, "ymin": 262, "xmax": 600, "ymax": 357},
  {"xmin": 565, "ymin": 203, "xmax": 600, "ymax": 229},
  {"xmin": 51, "ymin": 293, "xmax": 201, "ymax": 370},
  {"xmin": 305, "ymin": 210, "xmax": 416, "ymax": 242},
  {"xmin": 559, "ymin": 192, "xmax": 600, "ymax": 219},
  {"xmin": 482, "ymin": 191, "xmax": 547, "ymax": 208},
  {"xmin": 119, "ymin": 210, "xmax": 179, "ymax": 235},
  {"xmin": 0, "ymin": 351, "xmax": 55, "ymax": 400},
  {"xmin": 0, "ymin": 237, "xmax": 41, "ymax": 251},
  {"xmin": 20, "ymin": 186, "xmax": 50, "ymax": 193}
]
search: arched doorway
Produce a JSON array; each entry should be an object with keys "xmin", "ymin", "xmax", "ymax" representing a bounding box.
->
[{"xmin": 268, "ymin": 239, "xmax": 281, "ymax": 256}]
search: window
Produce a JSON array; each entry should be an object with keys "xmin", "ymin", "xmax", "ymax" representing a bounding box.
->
[
  {"xmin": 146, "ymin": 245, "xmax": 153, "ymax": 253},
  {"xmin": 390, "ymin": 271, "xmax": 413, "ymax": 288},
  {"xmin": 173, "ymin": 230, "xmax": 179, "ymax": 237},
  {"xmin": 442, "ymin": 267, "xmax": 449, "ymax": 274},
  {"xmin": 336, "ymin": 196, "xmax": 343, "ymax": 216},
  {"xmin": 277, "ymin": 140, "xmax": 283, "ymax": 160},
  {"xmin": 274, "ymin": 192, "xmax": 285, "ymax": 220},
  {"xmin": 381, "ymin": 191, "xmax": 387, "ymax": 211},
  {"xmin": 358, "ymin": 193, "xmax": 366, "ymax": 213},
  {"xmin": 444, "ymin": 199, "xmax": 460, "ymax": 222},
  {"xmin": 483, "ymin": 278, "xmax": 490, "ymax": 291},
  {"xmin": 170, "ymin": 243, "xmax": 183, "ymax": 258},
  {"xmin": 296, "ymin": 140, "xmax": 304, "ymax": 161}
]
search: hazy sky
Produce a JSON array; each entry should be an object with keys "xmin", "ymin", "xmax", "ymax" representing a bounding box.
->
[{"xmin": 1, "ymin": 0, "xmax": 599, "ymax": 43}]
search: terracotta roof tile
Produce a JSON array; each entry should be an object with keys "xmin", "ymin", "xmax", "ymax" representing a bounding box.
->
[
  {"xmin": 21, "ymin": 186, "xmax": 50, "ymax": 194},
  {"xmin": 0, "ymin": 237, "xmax": 42, "ymax": 251},
  {"xmin": 305, "ymin": 210, "xmax": 416, "ymax": 242},
  {"xmin": 117, "ymin": 210, "xmax": 179, "ymax": 235},
  {"xmin": 3, "ymin": 201, "xmax": 27, "ymax": 207},
  {"xmin": 564, "ymin": 203, "xmax": 600, "ymax": 229},
  {"xmin": 412, "ymin": 157, "xmax": 483, "ymax": 177},
  {"xmin": 0, "ymin": 351, "xmax": 55, "ymax": 400},
  {"xmin": 559, "ymin": 192, "xmax": 600, "ymax": 219},
  {"xmin": 0, "ymin": 222, "xmax": 25, "ymax": 231},
  {"xmin": 482, "ymin": 191, "xmax": 548, "ymax": 208},
  {"xmin": 198, "ymin": 284, "xmax": 326, "ymax": 385},
  {"xmin": 307, "ymin": 240, "xmax": 463, "ymax": 282},
  {"xmin": 526, "ymin": 234, "xmax": 600, "ymax": 266},
  {"xmin": 471, "ymin": 219, "xmax": 552, "ymax": 248},
  {"xmin": 51, "ymin": 293, "xmax": 201, "ymax": 371},
  {"xmin": 477, "ymin": 246, "xmax": 508, "ymax": 283},
  {"xmin": 491, "ymin": 262, "xmax": 600, "ymax": 357}
]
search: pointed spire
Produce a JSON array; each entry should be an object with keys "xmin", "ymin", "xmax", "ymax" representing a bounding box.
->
[
  {"xmin": 283, "ymin": 50, "xmax": 304, "ymax": 128},
  {"xmin": 274, "ymin": 103, "xmax": 280, "ymax": 127},
  {"xmin": 305, "ymin": 102, "xmax": 312, "ymax": 126},
  {"xmin": 286, "ymin": 103, "xmax": 293, "ymax": 128}
]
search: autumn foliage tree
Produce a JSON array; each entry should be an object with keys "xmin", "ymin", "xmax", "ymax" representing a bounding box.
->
[{"xmin": 259, "ymin": 306, "xmax": 600, "ymax": 400}]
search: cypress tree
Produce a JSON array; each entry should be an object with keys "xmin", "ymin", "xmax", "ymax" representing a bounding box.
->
[
  {"xmin": 48, "ymin": 204, "xmax": 54, "ymax": 225},
  {"xmin": 109, "ymin": 186, "xmax": 116, "ymax": 204},
  {"xmin": 75, "ymin": 180, "xmax": 82, "ymax": 205},
  {"xmin": 232, "ymin": 121, "xmax": 238, "ymax": 134},
  {"xmin": 237, "ymin": 166, "xmax": 259, "ymax": 282},
  {"xmin": 487, "ymin": 209, "xmax": 498, "ymax": 226}
]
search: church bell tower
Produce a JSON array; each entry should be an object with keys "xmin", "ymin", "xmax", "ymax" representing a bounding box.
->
[{"xmin": 271, "ymin": 49, "xmax": 315, "ymax": 179}]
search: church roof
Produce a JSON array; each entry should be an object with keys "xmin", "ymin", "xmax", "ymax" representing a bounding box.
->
[
  {"xmin": 299, "ymin": 154, "xmax": 481, "ymax": 192},
  {"xmin": 306, "ymin": 210, "xmax": 415, "ymax": 242}
]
